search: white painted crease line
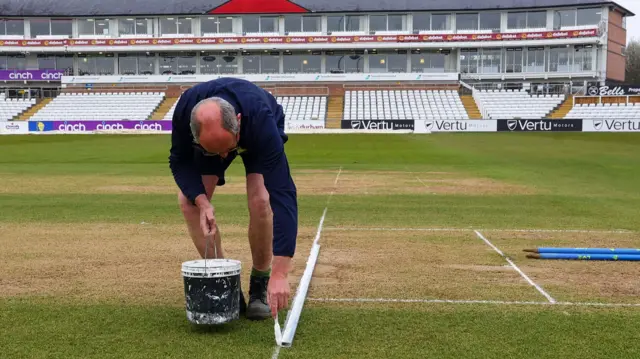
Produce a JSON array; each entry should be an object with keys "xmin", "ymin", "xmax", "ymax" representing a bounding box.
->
[
  {"xmin": 323, "ymin": 227, "xmax": 635, "ymax": 234},
  {"xmin": 474, "ymin": 230, "xmax": 556, "ymax": 304},
  {"xmin": 273, "ymin": 166, "xmax": 342, "ymax": 355},
  {"xmin": 308, "ymin": 297, "xmax": 640, "ymax": 308},
  {"xmin": 333, "ymin": 166, "xmax": 343, "ymax": 186}
]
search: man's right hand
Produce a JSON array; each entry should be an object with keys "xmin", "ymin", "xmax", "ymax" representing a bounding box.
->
[{"xmin": 195, "ymin": 194, "xmax": 216, "ymax": 237}]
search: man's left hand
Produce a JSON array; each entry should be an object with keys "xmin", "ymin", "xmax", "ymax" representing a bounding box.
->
[{"xmin": 268, "ymin": 256, "xmax": 292, "ymax": 318}]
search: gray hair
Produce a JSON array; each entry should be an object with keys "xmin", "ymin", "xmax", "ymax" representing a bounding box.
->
[{"xmin": 190, "ymin": 97, "xmax": 239, "ymax": 144}]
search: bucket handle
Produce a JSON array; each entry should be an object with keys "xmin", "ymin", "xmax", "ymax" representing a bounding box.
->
[{"xmin": 204, "ymin": 233, "xmax": 218, "ymax": 275}]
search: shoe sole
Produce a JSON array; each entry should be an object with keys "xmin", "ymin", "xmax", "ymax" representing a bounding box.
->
[{"xmin": 246, "ymin": 303, "xmax": 271, "ymax": 320}]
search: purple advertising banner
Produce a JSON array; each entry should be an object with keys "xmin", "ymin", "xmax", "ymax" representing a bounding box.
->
[
  {"xmin": 0, "ymin": 70, "xmax": 66, "ymax": 81},
  {"xmin": 29, "ymin": 120, "xmax": 172, "ymax": 132}
]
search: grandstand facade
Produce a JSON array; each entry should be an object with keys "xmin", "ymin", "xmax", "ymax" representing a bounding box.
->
[{"xmin": 0, "ymin": 0, "xmax": 636, "ymax": 125}]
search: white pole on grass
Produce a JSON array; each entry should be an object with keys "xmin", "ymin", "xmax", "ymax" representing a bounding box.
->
[{"xmin": 280, "ymin": 207, "xmax": 327, "ymax": 347}]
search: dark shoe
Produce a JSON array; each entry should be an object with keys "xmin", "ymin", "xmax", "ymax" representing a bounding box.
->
[
  {"xmin": 239, "ymin": 289, "xmax": 247, "ymax": 315},
  {"xmin": 246, "ymin": 275, "xmax": 271, "ymax": 320}
]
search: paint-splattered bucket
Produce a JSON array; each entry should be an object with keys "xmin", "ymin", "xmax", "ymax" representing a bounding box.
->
[{"xmin": 181, "ymin": 259, "xmax": 242, "ymax": 325}]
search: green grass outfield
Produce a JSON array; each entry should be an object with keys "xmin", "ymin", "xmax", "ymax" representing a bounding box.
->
[{"xmin": 1, "ymin": 133, "xmax": 640, "ymax": 359}]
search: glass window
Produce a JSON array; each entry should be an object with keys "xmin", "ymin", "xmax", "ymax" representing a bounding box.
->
[
  {"xmin": 38, "ymin": 56, "xmax": 56, "ymax": 69},
  {"xmin": 177, "ymin": 54, "xmax": 196, "ymax": 74},
  {"xmin": 480, "ymin": 12, "xmax": 500, "ymax": 30},
  {"xmin": 219, "ymin": 54, "xmax": 237, "ymax": 74},
  {"xmin": 284, "ymin": 15, "xmax": 302, "ymax": 32},
  {"xmin": 528, "ymin": 11, "xmax": 546, "ymax": 28},
  {"xmin": 283, "ymin": 54, "xmax": 302, "ymax": 73},
  {"xmin": 508, "ymin": 12, "xmax": 527, "ymax": 29},
  {"xmin": 202, "ymin": 17, "xmax": 219, "ymax": 34},
  {"xmin": 30, "ymin": 19, "xmax": 51, "ymax": 37},
  {"xmin": 327, "ymin": 16, "xmax": 343, "ymax": 32},
  {"xmin": 554, "ymin": 9, "xmax": 577, "ymax": 28},
  {"xmin": 7, "ymin": 54, "xmax": 26, "ymax": 70},
  {"xmin": 243, "ymin": 16, "xmax": 259, "ymax": 33},
  {"xmin": 369, "ymin": 54, "xmax": 387, "ymax": 72},
  {"xmin": 95, "ymin": 19, "xmax": 110, "ymax": 35},
  {"xmin": 574, "ymin": 46, "xmax": 593, "ymax": 71},
  {"xmin": 345, "ymin": 54, "xmax": 364, "ymax": 73},
  {"xmin": 577, "ymin": 8, "xmax": 601, "ymax": 26},
  {"xmin": 260, "ymin": 16, "xmax": 278, "ymax": 33},
  {"xmin": 160, "ymin": 18, "xmax": 177, "ymax": 35},
  {"xmin": 177, "ymin": 17, "xmax": 192, "ymax": 34},
  {"xmin": 456, "ymin": 13, "xmax": 478, "ymax": 31},
  {"xmin": 57, "ymin": 55, "xmax": 74, "ymax": 75},
  {"xmin": 243, "ymin": 55, "xmax": 260, "ymax": 74},
  {"xmin": 51, "ymin": 19, "xmax": 72, "ymax": 36},
  {"xmin": 159, "ymin": 55, "xmax": 176, "ymax": 74},
  {"xmin": 326, "ymin": 54, "xmax": 344, "ymax": 73},
  {"xmin": 526, "ymin": 47, "xmax": 545, "ymax": 72},
  {"xmin": 388, "ymin": 15, "xmax": 404, "ymax": 31},
  {"xmin": 201, "ymin": 55, "xmax": 219, "ymax": 74},
  {"xmin": 3, "ymin": 19, "xmax": 24, "ymax": 36},
  {"xmin": 413, "ymin": 13, "xmax": 430, "ymax": 31},
  {"xmin": 548, "ymin": 46, "xmax": 571, "ymax": 72},
  {"xmin": 460, "ymin": 49, "xmax": 478, "ymax": 73},
  {"xmin": 139, "ymin": 55, "xmax": 155, "ymax": 74},
  {"xmin": 0, "ymin": 56, "xmax": 7, "ymax": 70},
  {"xmin": 505, "ymin": 48, "xmax": 523, "ymax": 73},
  {"xmin": 118, "ymin": 55, "xmax": 138, "ymax": 75},
  {"xmin": 218, "ymin": 17, "xmax": 233, "ymax": 33},
  {"xmin": 480, "ymin": 49, "xmax": 501, "ymax": 73},
  {"xmin": 411, "ymin": 52, "xmax": 446, "ymax": 72},
  {"xmin": 78, "ymin": 55, "xmax": 114, "ymax": 75},
  {"xmin": 302, "ymin": 16, "xmax": 320, "ymax": 32},
  {"xmin": 345, "ymin": 15, "xmax": 362, "ymax": 31},
  {"xmin": 119, "ymin": 18, "xmax": 152, "ymax": 36},
  {"xmin": 431, "ymin": 14, "xmax": 449, "ymax": 31},
  {"xmin": 78, "ymin": 19, "xmax": 95, "ymax": 35},
  {"xmin": 388, "ymin": 53, "xmax": 407, "ymax": 72},
  {"xmin": 261, "ymin": 53, "xmax": 279, "ymax": 73},
  {"xmin": 370, "ymin": 15, "xmax": 387, "ymax": 31}
]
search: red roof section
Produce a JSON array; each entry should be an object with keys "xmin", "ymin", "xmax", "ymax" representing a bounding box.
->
[{"xmin": 210, "ymin": 0, "xmax": 308, "ymax": 14}]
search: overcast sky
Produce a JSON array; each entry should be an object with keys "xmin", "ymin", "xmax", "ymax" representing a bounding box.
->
[{"xmin": 617, "ymin": 0, "xmax": 640, "ymax": 42}]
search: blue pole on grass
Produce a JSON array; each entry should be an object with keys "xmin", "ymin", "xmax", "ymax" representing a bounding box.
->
[
  {"xmin": 524, "ymin": 248, "xmax": 640, "ymax": 255},
  {"xmin": 526, "ymin": 253, "xmax": 640, "ymax": 261}
]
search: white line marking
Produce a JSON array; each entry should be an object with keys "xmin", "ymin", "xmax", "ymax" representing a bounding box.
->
[
  {"xmin": 334, "ymin": 166, "xmax": 343, "ymax": 186},
  {"xmin": 308, "ymin": 297, "xmax": 640, "ymax": 308},
  {"xmin": 323, "ymin": 227, "xmax": 634, "ymax": 234},
  {"xmin": 475, "ymin": 230, "xmax": 556, "ymax": 303},
  {"xmin": 415, "ymin": 176, "xmax": 428, "ymax": 187},
  {"xmin": 273, "ymin": 167, "xmax": 342, "ymax": 354}
]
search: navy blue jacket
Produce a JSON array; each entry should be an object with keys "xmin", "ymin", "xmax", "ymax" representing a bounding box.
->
[{"xmin": 169, "ymin": 78, "xmax": 297, "ymax": 257}]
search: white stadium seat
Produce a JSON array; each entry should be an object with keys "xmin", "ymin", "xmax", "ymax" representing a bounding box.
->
[
  {"xmin": 342, "ymin": 90, "xmax": 468, "ymax": 120},
  {"xmin": 474, "ymin": 89, "xmax": 565, "ymax": 119},
  {"xmin": 275, "ymin": 96, "xmax": 327, "ymax": 122},
  {"xmin": 29, "ymin": 92, "xmax": 165, "ymax": 121},
  {"xmin": 0, "ymin": 94, "xmax": 36, "ymax": 121},
  {"xmin": 565, "ymin": 102, "xmax": 640, "ymax": 119}
]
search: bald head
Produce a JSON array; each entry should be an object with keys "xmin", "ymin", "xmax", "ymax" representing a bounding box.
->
[{"xmin": 190, "ymin": 97, "xmax": 240, "ymax": 157}]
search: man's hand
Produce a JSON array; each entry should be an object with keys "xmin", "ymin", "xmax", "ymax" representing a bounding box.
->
[
  {"xmin": 268, "ymin": 256, "xmax": 292, "ymax": 318},
  {"xmin": 195, "ymin": 194, "xmax": 216, "ymax": 237}
]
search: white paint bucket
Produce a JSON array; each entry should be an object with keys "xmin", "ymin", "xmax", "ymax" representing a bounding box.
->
[{"xmin": 181, "ymin": 259, "xmax": 242, "ymax": 325}]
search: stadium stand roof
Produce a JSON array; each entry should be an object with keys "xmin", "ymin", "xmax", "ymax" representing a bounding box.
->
[{"xmin": 0, "ymin": 0, "xmax": 633, "ymax": 17}]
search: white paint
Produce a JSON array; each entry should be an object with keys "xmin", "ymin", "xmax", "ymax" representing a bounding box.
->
[
  {"xmin": 334, "ymin": 166, "xmax": 343, "ymax": 186},
  {"xmin": 323, "ymin": 227, "xmax": 634, "ymax": 234},
  {"xmin": 274, "ymin": 314, "xmax": 283, "ymax": 346},
  {"xmin": 474, "ymin": 230, "xmax": 556, "ymax": 304},
  {"xmin": 308, "ymin": 297, "xmax": 640, "ymax": 308},
  {"xmin": 276, "ymin": 167, "xmax": 342, "ymax": 351}
]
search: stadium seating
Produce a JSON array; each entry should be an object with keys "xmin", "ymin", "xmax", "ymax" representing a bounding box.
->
[
  {"xmin": 0, "ymin": 95, "xmax": 36, "ymax": 121},
  {"xmin": 275, "ymin": 96, "xmax": 327, "ymax": 122},
  {"xmin": 565, "ymin": 103, "xmax": 640, "ymax": 119},
  {"xmin": 343, "ymin": 90, "xmax": 468, "ymax": 120},
  {"xmin": 30, "ymin": 92, "xmax": 165, "ymax": 121},
  {"xmin": 162, "ymin": 99, "xmax": 180, "ymax": 120},
  {"xmin": 473, "ymin": 89, "xmax": 565, "ymax": 119}
]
